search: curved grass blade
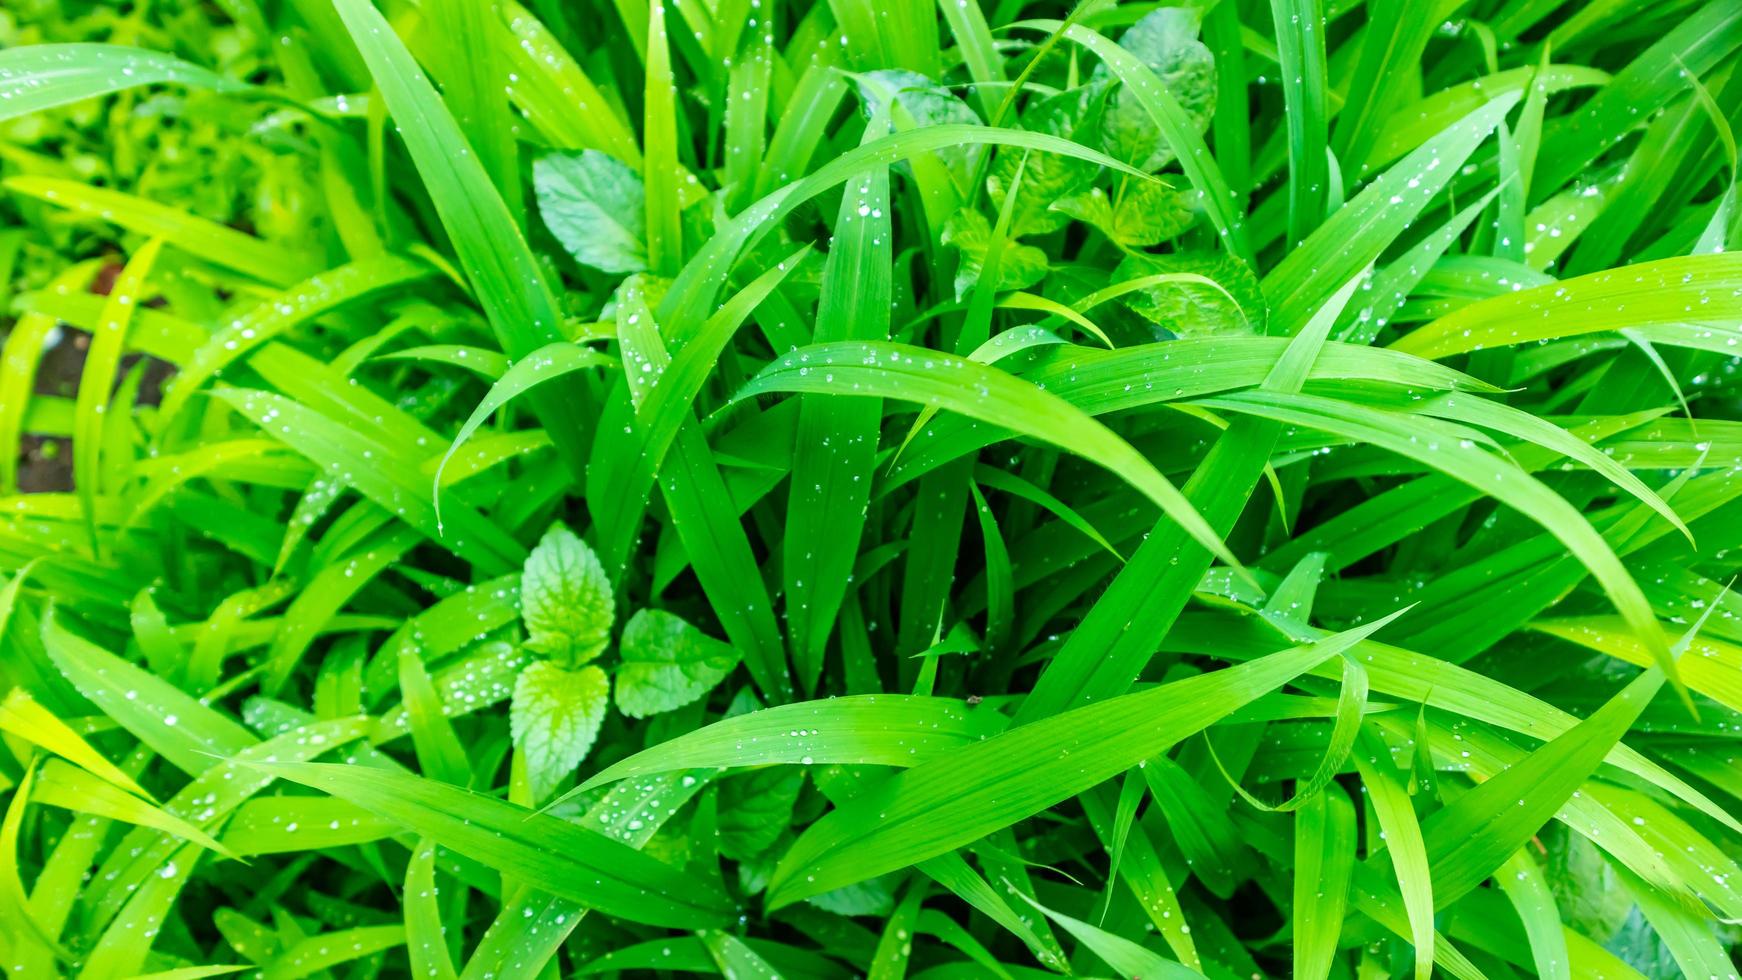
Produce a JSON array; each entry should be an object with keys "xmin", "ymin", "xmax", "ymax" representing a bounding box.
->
[
  {"xmin": 404, "ymin": 840, "xmax": 459, "ymax": 980},
  {"xmin": 242, "ymin": 761, "xmax": 734, "ymax": 929},
  {"xmin": 1393, "ymin": 254, "xmax": 1742, "ymax": 359},
  {"xmin": 0, "ymin": 43, "xmax": 247, "ymax": 122},
  {"xmin": 882, "ymin": 337, "xmax": 1495, "ymax": 492},
  {"xmin": 376, "ymin": 344, "xmax": 509, "ymax": 380},
  {"xmin": 1495, "ymin": 849, "xmax": 1569, "ymax": 980},
  {"xmin": 1213, "ymin": 654, "xmax": 1366, "ymax": 812},
  {"xmin": 572, "ymin": 695, "xmax": 1007, "ymax": 796},
  {"xmin": 73, "ymin": 238, "xmax": 161, "ymax": 554},
  {"xmin": 329, "ymin": 0, "xmax": 594, "ymax": 481},
  {"xmin": 4, "ymin": 177, "xmax": 315, "ymax": 286},
  {"xmin": 737, "ymin": 340, "xmax": 1248, "ymax": 580},
  {"xmin": 765, "ymin": 608, "xmax": 1409, "ymax": 907},
  {"xmin": 1197, "ymin": 389, "xmax": 1680, "ymax": 692},
  {"xmin": 433, "ymin": 343, "xmax": 615, "ymax": 522}
]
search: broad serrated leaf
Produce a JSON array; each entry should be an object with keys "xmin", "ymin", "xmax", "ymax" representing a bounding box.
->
[
  {"xmin": 534, "ymin": 150, "xmax": 648, "ymax": 274},
  {"xmin": 520, "ymin": 523, "xmax": 614, "ymax": 664},
  {"xmin": 718, "ymin": 767, "xmax": 805, "ymax": 861},
  {"xmin": 987, "ymin": 85, "xmax": 1109, "ymax": 237},
  {"xmin": 511, "ymin": 661, "xmax": 609, "ymax": 801},
  {"xmin": 1051, "ymin": 177, "xmax": 1193, "ymax": 247},
  {"xmin": 1115, "ymin": 251, "xmax": 1264, "ymax": 336},
  {"xmin": 942, "ymin": 208, "xmax": 1049, "ymax": 300},
  {"xmin": 615, "ymin": 609, "xmax": 740, "ymax": 719},
  {"xmin": 1092, "ymin": 8, "xmax": 1217, "ymax": 173}
]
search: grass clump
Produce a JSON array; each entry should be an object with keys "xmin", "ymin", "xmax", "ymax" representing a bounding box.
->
[{"xmin": 2, "ymin": 0, "xmax": 1742, "ymax": 977}]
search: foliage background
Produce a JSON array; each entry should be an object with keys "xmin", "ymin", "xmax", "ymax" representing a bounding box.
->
[{"xmin": 1, "ymin": 0, "xmax": 1742, "ymax": 977}]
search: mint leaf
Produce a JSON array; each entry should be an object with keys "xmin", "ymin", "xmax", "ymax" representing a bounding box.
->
[
  {"xmin": 1547, "ymin": 826, "xmax": 1632, "ymax": 943},
  {"xmin": 718, "ymin": 767, "xmax": 805, "ymax": 860},
  {"xmin": 534, "ymin": 150, "xmax": 648, "ymax": 274},
  {"xmin": 1094, "ymin": 8, "xmax": 1217, "ymax": 173},
  {"xmin": 941, "ymin": 208, "xmax": 1048, "ymax": 301},
  {"xmin": 854, "ymin": 69, "xmax": 982, "ymax": 192},
  {"xmin": 614, "ymin": 609, "xmax": 740, "ymax": 719},
  {"xmin": 510, "ymin": 661, "xmax": 609, "ymax": 802},
  {"xmin": 1052, "ymin": 177, "xmax": 1194, "ymax": 247},
  {"xmin": 521, "ymin": 522, "xmax": 613, "ymax": 665},
  {"xmin": 1113, "ymin": 251, "xmax": 1266, "ymax": 337},
  {"xmin": 987, "ymin": 85, "xmax": 1108, "ymax": 238}
]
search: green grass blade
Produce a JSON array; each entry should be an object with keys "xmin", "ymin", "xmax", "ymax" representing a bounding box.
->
[
  {"xmin": 72, "ymin": 241, "xmax": 158, "ymax": 555},
  {"xmin": 738, "ymin": 340, "xmax": 1248, "ymax": 579},
  {"xmin": 0, "ymin": 43, "xmax": 246, "ymax": 122},
  {"xmin": 5, "ymin": 177, "xmax": 315, "ymax": 285},
  {"xmin": 1270, "ymin": 0, "xmax": 1330, "ymax": 247},
  {"xmin": 785, "ymin": 155, "xmax": 892, "ymax": 691},
  {"xmin": 765, "ymin": 608, "xmax": 1408, "ymax": 907},
  {"xmin": 1292, "ymin": 783, "xmax": 1356, "ymax": 980},
  {"xmin": 1352, "ymin": 728, "xmax": 1435, "ymax": 980},
  {"xmin": 328, "ymin": 0, "xmax": 594, "ymax": 482},
  {"xmin": 242, "ymin": 761, "xmax": 733, "ymax": 929}
]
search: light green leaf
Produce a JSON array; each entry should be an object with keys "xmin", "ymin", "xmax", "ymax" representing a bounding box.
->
[
  {"xmin": 520, "ymin": 523, "xmax": 614, "ymax": 664},
  {"xmin": 1393, "ymin": 254, "xmax": 1742, "ymax": 360},
  {"xmin": 1114, "ymin": 250, "xmax": 1264, "ymax": 336},
  {"xmin": 534, "ymin": 150, "xmax": 648, "ymax": 274},
  {"xmin": 1052, "ymin": 177, "xmax": 1193, "ymax": 248},
  {"xmin": 988, "ymin": 85, "xmax": 1108, "ymax": 238},
  {"xmin": 615, "ymin": 609, "xmax": 740, "ymax": 719},
  {"xmin": 1091, "ymin": 8, "xmax": 1217, "ymax": 173},
  {"xmin": 31, "ymin": 758, "xmax": 235, "ymax": 860},
  {"xmin": 942, "ymin": 208, "xmax": 1049, "ymax": 300},
  {"xmin": 0, "ymin": 687, "xmax": 149, "ymax": 800},
  {"xmin": 511, "ymin": 661, "xmax": 609, "ymax": 801}
]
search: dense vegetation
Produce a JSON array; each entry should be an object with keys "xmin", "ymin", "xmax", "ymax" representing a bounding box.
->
[{"xmin": 2, "ymin": 0, "xmax": 1741, "ymax": 976}]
